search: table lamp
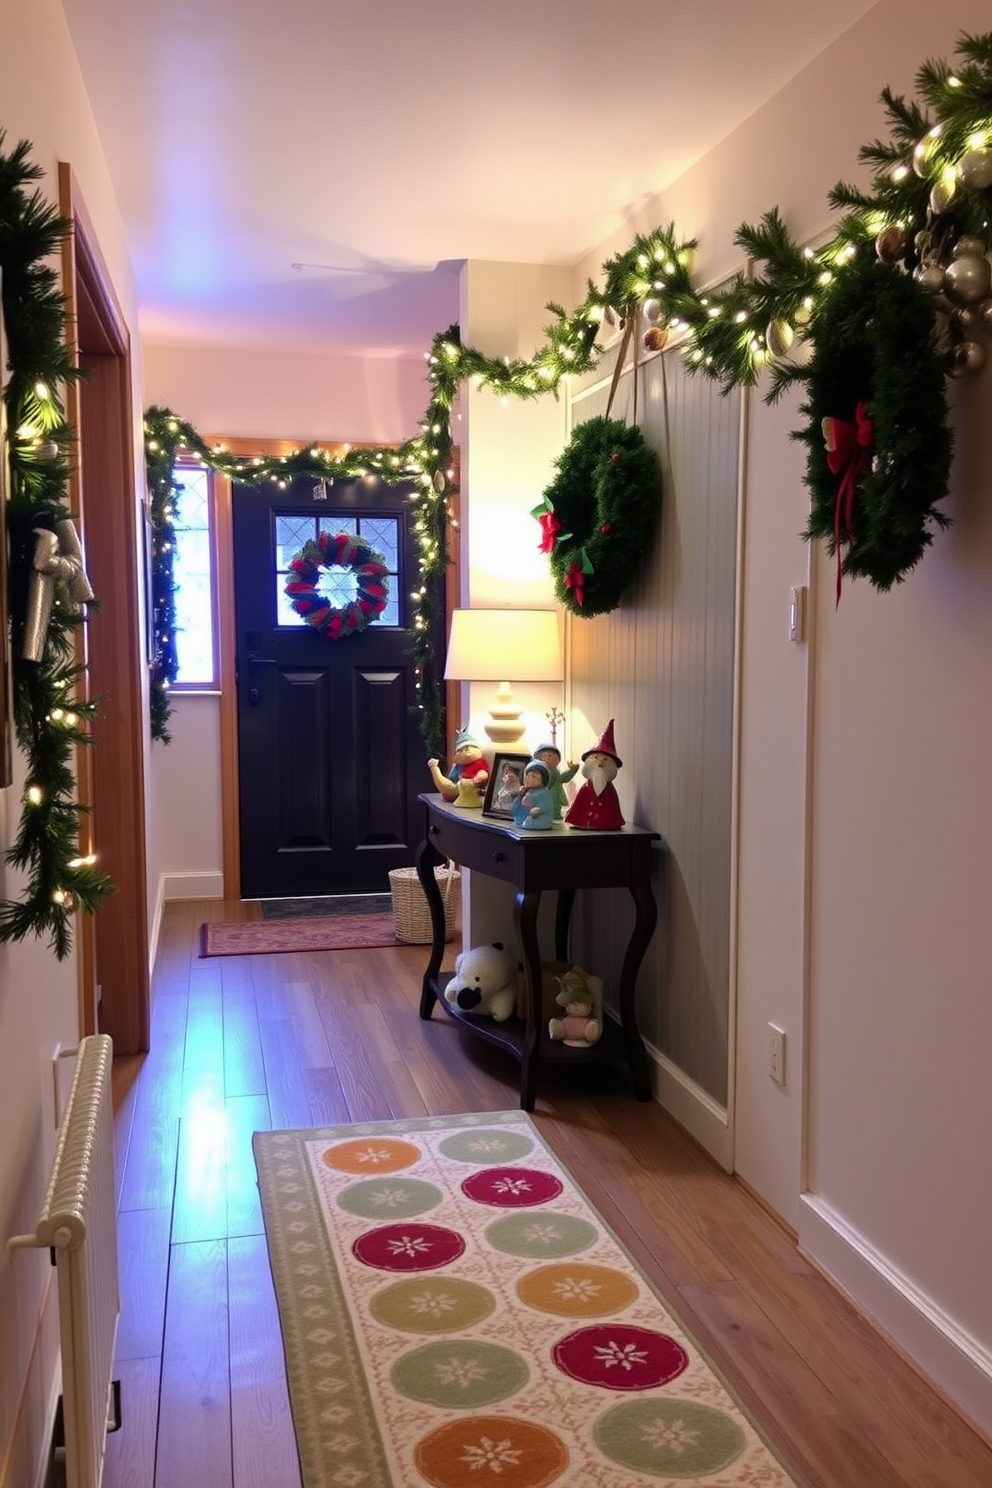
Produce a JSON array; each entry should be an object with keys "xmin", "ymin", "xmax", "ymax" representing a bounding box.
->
[{"xmin": 444, "ymin": 608, "xmax": 563, "ymax": 745}]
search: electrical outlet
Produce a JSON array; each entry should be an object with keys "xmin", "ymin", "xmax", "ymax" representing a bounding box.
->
[{"xmin": 768, "ymin": 1024, "xmax": 786, "ymax": 1085}]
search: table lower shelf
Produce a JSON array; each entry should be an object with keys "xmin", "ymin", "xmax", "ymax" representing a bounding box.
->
[{"xmin": 426, "ymin": 976, "xmax": 628, "ymax": 1071}]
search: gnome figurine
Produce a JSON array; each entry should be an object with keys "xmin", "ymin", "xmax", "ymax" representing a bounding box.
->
[
  {"xmin": 564, "ymin": 719, "xmax": 625, "ymax": 830},
  {"xmin": 427, "ymin": 727, "xmax": 490, "ymax": 809}
]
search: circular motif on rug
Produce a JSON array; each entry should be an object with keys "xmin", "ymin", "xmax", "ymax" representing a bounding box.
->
[
  {"xmin": 415, "ymin": 1415, "xmax": 568, "ymax": 1488},
  {"xmin": 369, "ymin": 1276, "xmax": 496, "ymax": 1334},
  {"xmin": 485, "ymin": 1210, "xmax": 598, "ymax": 1259},
  {"xmin": 438, "ymin": 1128, "xmax": 535, "ymax": 1164},
  {"xmin": 353, "ymin": 1222, "xmax": 465, "ymax": 1272},
  {"xmin": 593, "ymin": 1397, "xmax": 746, "ymax": 1478},
  {"xmin": 336, "ymin": 1177, "xmax": 442, "ymax": 1221},
  {"xmin": 517, "ymin": 1262, "xmax": 639, "ymax": 1318},
  {"xmin": 321, "ymin": 1136, "xmax": 422, "ymax": 1175},
  {"xmin": 461, "ymin": 1166, "xmax": 563, "ymax": 1208},
  {"xmin": 392, "ymin": 1340, "xmax": 529, "ymax": 1408},
  {"xmin": 552, "ymin": 1324, "xmax": 688, "ymax": 1390}
]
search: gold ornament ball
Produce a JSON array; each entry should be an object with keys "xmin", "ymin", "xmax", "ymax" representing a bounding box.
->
[
  {"xmin": 642, "ymin": 325, "xmax": 669, "ymax": 353},
  {"xmin": 945, "ymin": 254, "xmax": 992, "ymax": 304},
  {"xmin": 957, "ymin": 148, "xmax": 992, "ymax": 190},
  {"xmin": 912, "ymin": 137, "xmax": 938, "ymax": 178},
  {"xmin": 874, "ymin": 225, "xmax": 907, "ymax": 262},
  {"xmin": 929, "ymin": 177, "xmax": 956, "ymax": 216},
  {"xmin": 765, "ymin": 319, "xmax": 795, "ymax": 359}
]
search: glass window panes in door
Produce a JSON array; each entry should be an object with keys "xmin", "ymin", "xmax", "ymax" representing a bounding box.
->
[{"xmin": 275, "ymin": 513, "xmax": 400, "ymax": 628}]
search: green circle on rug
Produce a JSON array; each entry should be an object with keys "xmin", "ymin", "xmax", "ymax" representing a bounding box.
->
[
  {"xmin": 517, "ymin": 1261, "xmax": 639, "ymax": 1317},
  {"xmin": 438, "ymin": 1128, "xmax": 535, "ymax": 1164},
  {"xmin": 336, "ymin": 1177, "xmax": 442, "ymax": 1221},
  {"xmin": 485, "ymin": 1209, "xmax": 598, "ymax": 1259},
  {"xmin": 593, "ymin": 1397, "xmax": 746, "ymax": 1478},
  {"xmin": 392, "ymin": 1340, "xmax": 529, "ymax": 1408},
  {"xmin": 369, "ymin": 1276, "xmax": 496, "ymax": 1334}
]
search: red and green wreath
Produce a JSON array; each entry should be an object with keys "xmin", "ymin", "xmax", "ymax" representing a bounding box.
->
[
  {"xmin": 285, "ymin": 532, "xmax": 389, "ymax": 639},
  {"xmin": 531, "ymin": 416, "xmax": 660, "ymax": 617}
]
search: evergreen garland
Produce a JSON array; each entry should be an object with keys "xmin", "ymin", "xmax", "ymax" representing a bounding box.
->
[
  {"xmin": 532, "ymin": 417, "xmax": 660, "ymax": 617},
  {"xmin": 0, "ymin": 133, "xmax": 114, "ymax": 958}
]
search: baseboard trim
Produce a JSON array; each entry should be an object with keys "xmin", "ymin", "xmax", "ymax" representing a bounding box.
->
[
  {"xmin": 161, "ymin": 870, "xmax": 224, "ymax": 901},
  {"xmin": 799, "ymin": 1193, "xmax": 992, "ymax": 1441},
  {"xmin": 646, "ymin": 1043, "xmax": 733, "ymax": 1172}
]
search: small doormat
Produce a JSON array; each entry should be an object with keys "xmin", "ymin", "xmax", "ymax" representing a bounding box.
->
[
  {"xmin": 254, "ymin": 1111, "xmax": 801, "ymax": 1488},
  {"xmin": 261, "ymin": 893, "xmax": 394, "ymax": 920},
  {"xmin": 199, "ymin": 912, "xmax": 400, "ymax": 958}
]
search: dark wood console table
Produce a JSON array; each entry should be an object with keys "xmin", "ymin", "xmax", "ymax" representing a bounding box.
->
[{"xmin": 416, "ymin": 792, "xmax": 661, "ymax": 1111}]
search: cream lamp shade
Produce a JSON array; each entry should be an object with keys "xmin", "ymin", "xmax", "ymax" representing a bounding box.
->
[{"xmin": 443, "ymin": 608, "xmax": 563, "ymax": 745}]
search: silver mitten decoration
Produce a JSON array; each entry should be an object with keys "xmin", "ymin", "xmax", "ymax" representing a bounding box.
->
[{"xmin": 22, "ymin": 517, "xmax": 95, "ymax": 662}]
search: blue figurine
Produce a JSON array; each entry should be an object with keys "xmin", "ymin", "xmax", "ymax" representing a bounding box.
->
[{"xmin": 510, "ymin": 758, "xmax": 554, "ymax": 831}]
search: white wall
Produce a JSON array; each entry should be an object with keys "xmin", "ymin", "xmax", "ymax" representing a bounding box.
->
[
  {"xmin": 572, "ymin": 0, "xmax": 992, "ymax": 1433},
  {"xmin": 0, "ymin": 2, "xmax": 145, "ymax": 1483}
]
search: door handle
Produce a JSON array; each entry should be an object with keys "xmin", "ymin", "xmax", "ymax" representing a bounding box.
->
[{"xmin": 246, "ymin": 652, "xmax": 276, "ymax": 668}]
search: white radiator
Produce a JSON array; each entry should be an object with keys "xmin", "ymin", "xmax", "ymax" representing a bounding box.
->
[{"xmin": 6, "ymin": 1034, "xmax": 121, "ymax": 1488}]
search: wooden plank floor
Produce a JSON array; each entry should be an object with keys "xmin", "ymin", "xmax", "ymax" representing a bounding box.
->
[{"xmin": 103, "ymin": 898, "xmax": 992, "ymax": 1488}]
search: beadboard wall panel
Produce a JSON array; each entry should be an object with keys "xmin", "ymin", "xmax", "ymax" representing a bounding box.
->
[{"xmin": 567, "ymin": 347, "xmax": 741, "ymax": 1106}]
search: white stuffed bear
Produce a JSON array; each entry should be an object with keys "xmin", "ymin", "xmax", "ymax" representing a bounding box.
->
[{"xmin": 444, "ymin": 941, "xmax": 517, "ymax": 1022}]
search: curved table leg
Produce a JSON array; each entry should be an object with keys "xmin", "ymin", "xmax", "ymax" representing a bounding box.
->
[
  {"xmin": 417, "ymin": 834, "xmax": 446, "ymax": 1019},
  {"xmin": 514, "ymin": 888, "xmax": 543, "ymax": 1112},
  {"xmin": 618, "ymin": 880, "xmax": 657, "ymax": 1100}
]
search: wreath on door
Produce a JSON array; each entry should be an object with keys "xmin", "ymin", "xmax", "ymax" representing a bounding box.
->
[{"xmin": 284, "ymin": 531, "xmax": 389, "ymax": 639}]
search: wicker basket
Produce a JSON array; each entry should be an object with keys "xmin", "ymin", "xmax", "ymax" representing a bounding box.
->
[{"xmin": 389, "ymin": 863, "xmax": 460, "ymax": 944}]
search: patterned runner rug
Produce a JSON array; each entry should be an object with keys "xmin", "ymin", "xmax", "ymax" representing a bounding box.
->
[
  {"xmin": 199, "ymin": 912, "xmax": 400, "ymax": 957},
  {"xmin": 253, "ymin": 1111, "xmax": 801, "ymax": 1488}
]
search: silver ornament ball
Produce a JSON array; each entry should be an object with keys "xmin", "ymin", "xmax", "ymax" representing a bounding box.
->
[
  {"xmin": 945, "ymin": 253, "xmax": 992, "ymax": 304},
  {"xmin": 914, "ymin": 263, "xmax": 946, "ymax": 295},
  {"xmin": 957, "ymin": 149, "xmax": 992, "ymax": 190},
  {"xmin": 765, "ymin": 319, "xmax": 795, "ymax": 359},
  {"xmin": 952, "ymin": 234, "xmax": 988, "ymax": 259},
  {"xmin": 950, "ymin": 339, "xmax": 987, "ymax": 376},
  {"xmin": 980, "ymin": 298, "xmax": 992, "ymax": 332}
]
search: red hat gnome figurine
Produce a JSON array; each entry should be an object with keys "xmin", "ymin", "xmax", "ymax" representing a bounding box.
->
[{"xmin": 564, "ymin": 719, "xmax": 625, "ymax": 830}]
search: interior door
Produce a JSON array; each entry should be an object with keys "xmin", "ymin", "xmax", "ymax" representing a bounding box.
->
[{"xmin": 232, "ymin": 472, "xmax": 429, "ymax": 898}]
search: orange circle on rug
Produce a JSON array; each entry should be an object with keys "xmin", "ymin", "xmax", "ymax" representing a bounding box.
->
[
  {"xmin": 320, "ymin": 1137, "xmax": 422, "ymax": 1175},
  {"xmin": 516, "ymin": 1262, "xmax": 639, "ymax": 1318},
  {"xmin": 415, "ymin": 1415, "xmax": 567, "ymax": 1488}
]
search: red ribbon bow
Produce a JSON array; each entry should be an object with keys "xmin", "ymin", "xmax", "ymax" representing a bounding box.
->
[
  {"xmin": 565, "ymin": 559, "xmax": 585, "ymax": 606},
  {"xmin": 538, "ymin": 511, "xmax": 561, "ymax": 553},
  {"xmin": 823, "ymin": 401, "xmax": 873, "ymax": 606}
]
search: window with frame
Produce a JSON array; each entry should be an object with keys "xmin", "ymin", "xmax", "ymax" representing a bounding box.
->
[
  {"xmin": 171, "ymin": 462, "xmax": 218, "ymax": 687},
  {"xmin": 274, "ymin": 513, "xmax": 402, "ymax": 628}
]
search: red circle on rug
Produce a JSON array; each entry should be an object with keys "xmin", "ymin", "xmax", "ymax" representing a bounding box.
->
[
  {"xmin": 461, "ymin": 1167, "xmax": 563, "ymax": 1208},
  {"xmin": 353, "ymin": 1223, "xmax": 465, "ymax": 1272},
  {"xmin": 552, "ymin": 1324, "xmax": 688, "ymax": 1390}
]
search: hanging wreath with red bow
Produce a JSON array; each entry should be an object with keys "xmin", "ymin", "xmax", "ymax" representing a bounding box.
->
[
  {"xmin": 795, "ymin": 256, "xmax": 953, "ymax": 602},
  {"xmin": 531, "ymin": 415, "xmax": 660, "ymax": 618},
  {"xmin": 284, "ymin": 532, "xmax": 389, "ymax": 639}
]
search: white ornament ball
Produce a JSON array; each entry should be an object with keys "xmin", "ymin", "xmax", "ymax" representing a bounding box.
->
[
  {"xmin": 432, "ymin": 470, "xmax": 446, "ymax": 493},
  {"xmin": 642, "ymin": 298, "xmax": 661, "ymax": 324},
  {"xmin": 957, "ymin": 148, "xmax": 992, "ymax": 190},
  {"xmin": 765, "ymin": 319, "xmax": 795, "ymax": 359},
  {"xmin": 944, "ymin": 254, "xmax": 992, "ymax": 304}
]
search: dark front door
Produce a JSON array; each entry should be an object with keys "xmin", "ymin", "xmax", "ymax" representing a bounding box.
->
[{"xmin": 232, "ymin": 473, "xmax": 430, "ymax": 898}]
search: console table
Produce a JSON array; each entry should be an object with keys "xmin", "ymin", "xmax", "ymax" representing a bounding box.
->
[{"xmin": 416, "ymin": 792, "xmax": 661, "ymax": 1110}]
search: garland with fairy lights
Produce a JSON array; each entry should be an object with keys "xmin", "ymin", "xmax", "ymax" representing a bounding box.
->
[
  {"xmin": 285, "ymin": 533, "xmax": 389, "ymax": 637},
  {"xmin": 0, "ymin": 132, "xmax": 115, "ymax": 958},
  {"xmin": 531, "ymin": 417, "xmax": 660, "ymax": 617},
  {"xmin": 143, "ymin": 30, "xmax": 992, "ymax": 745}
]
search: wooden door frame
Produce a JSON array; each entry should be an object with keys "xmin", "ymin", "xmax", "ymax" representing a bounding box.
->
[
  {"xmin": 59, "ymin": 163, "xmax": 150, "ymax": 1052},
  {"xmin": 211, "ymin": 439, "xmax": 460, "ymax": 899}
]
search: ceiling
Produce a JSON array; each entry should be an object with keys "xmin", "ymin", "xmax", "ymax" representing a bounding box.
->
[{"xmin": 61, "ymin": 0, "xmax": 880, "ymax": 358}]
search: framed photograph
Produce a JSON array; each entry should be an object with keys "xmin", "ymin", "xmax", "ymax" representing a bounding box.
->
[{"xmin": 482, "ymin": 752, "xmax": 530, "ymax": 820}]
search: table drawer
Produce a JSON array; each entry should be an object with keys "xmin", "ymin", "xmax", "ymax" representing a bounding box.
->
[{"xmin": 425, "ymin": 810, "xmax": 523, "ymax": 886}]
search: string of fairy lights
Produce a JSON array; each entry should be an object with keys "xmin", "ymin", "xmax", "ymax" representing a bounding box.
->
[{"xmin": 3, "ymin": 31, "xmax": 992, "ymax": 955}]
